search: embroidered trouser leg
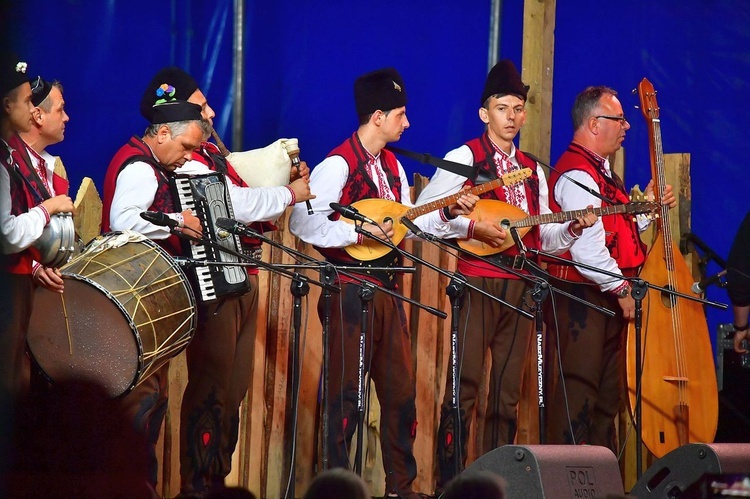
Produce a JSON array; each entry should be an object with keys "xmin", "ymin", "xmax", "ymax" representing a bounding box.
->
[
  {"xmin": 545, "ymin": 281, "xmax": 625, "ymax": 450},
  {"xmin": 436, "ymin": 277, "xmax": 531, "ymax": 488},
  {"xmin": 179, "ymin": 277, "xmax": 258, "ymax": 495},
  {"xmin": 320, "ymin": 282, "xmax": 418, "ymax": 498}
]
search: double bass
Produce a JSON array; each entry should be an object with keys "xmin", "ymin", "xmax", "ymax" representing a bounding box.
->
[{"xmin": 626, "ymin": 78, "xmax": 718, "ymax": 458}]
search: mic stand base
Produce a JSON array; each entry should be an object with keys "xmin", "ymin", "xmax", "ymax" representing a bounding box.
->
[
  {"xmin": 631, "ymin": 278, "xmax": 647, "ymax": 480},
  {"xmin": 446, "ymin": 274, "xmax": 466, "ymax": 478},
  {"xmin": 319, "ymin": 264, "xmax": 336, "ymax": 471},
  {"xmin": 287, "ymin": 274, "xmax": 310, "ymax": 499},
  {"xmin": 354, "ymin": 283, "xmax": 375, "ymax": 476},
  {"xmin": 530, "ymin": 280, "xmax": 550, "ymax": 443}
]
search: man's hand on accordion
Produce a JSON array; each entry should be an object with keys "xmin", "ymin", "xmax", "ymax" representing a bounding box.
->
[{"xmin": 181, "ymin": 209, "xmax": 204, "ymax": 241}]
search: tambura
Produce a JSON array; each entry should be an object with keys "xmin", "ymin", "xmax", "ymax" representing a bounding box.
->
[
  {"xmin": 34, "ymin": 212, "xmax": 79, "ymax": 267},
  {"xmin": 27, "ymin": 232, "xmax": 196, "ymax": 397}
]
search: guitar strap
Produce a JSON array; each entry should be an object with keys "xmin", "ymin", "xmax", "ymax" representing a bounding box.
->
[{"xmin": 384, "ymin": 145, "xmax": 476, "ymax": 179}]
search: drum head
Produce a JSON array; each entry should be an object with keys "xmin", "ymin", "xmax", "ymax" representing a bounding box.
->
[{"xmin": 27, "ymin": 278, "xmax": 139, "ymax": 398}]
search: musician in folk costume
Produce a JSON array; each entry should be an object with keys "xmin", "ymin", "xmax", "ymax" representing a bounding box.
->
[
  {"xmin": 138, "ymin": 67, "xmax": 314, "ymax": 498},
  {"xmin": 13, "ymin": 75, "xmax": 70, "ymax": 293},
  {"xmin": 289, "ymin": 68, "xmax": 476, "ymax": 499},
  {"xmin": 0, "ymin": 55, "xmax": 74, "ymax": 402},
  {"xmin": 101, "ymin": 99, "xmax": 204, "ymax": 494},
  {"xmin": 414, "ymin": 60, "xmax": 596, "ymax": 490},
  {"xmin": 543, "ymin": 86, "xmax": 674, "ymax": 449}
]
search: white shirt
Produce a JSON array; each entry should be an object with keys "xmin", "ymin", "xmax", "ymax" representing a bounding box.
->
[
  {"xmin": 415, "ymin": 142, "xmax": 577, "ymax": 253},
  {"xmin": 289, "ymin": 154, "xmax": 465, "ymax": 248},
  {"xmin": 109, "ymin": 161, "xmax": 173, "ymax": 240},
  {"xmin": 0, "ymin": 140, "xmax": 48, "ymax": 255},
  {"xmin": 177, "ymin": 158, "xmax": 292, "ymax": 223},
  {"xmin": 553, "ymin": 159, "xmax": 651, "ymax": 292}
]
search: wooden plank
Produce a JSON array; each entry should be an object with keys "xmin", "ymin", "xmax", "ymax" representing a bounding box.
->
[
  {"xmin": 73, "ymin": 176, "xmax": 102, "ymax": 245},
  {"xmin": 519, "ymin": 0, "xmax": 556, "ymax": 162}
]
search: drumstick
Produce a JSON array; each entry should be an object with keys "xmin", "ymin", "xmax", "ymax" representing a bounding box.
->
[
  {"xmin": 285, "ymin": 140, "xmax": 314, "ymax": 215},
  {"xmin": 210, "ymin": 128, "xmax": 231, "ymax": 157}
]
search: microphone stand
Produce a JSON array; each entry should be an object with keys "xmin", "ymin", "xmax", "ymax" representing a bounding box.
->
[
  {"xmin": 355, "ymin": 219, "xmax": 537, "ymax": 477},
  {"xmin": 531, "ymin": 247, "xmax": 727, "ymax": 478},
  {"xmin": 215, "ymin": 220, "xmax": 439, "ymax": 478},
  {"xmin": 401, "ymin": 217, "xmax": 612, "ymax": 454},
  {"xmin": 189, "ymin": 228, "xmax": 335, "ymax": 499}
]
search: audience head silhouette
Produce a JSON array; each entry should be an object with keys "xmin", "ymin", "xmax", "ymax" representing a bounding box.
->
[{"xmin": 303, "ymin": 468, "xmax": 370, "ymax": 499}]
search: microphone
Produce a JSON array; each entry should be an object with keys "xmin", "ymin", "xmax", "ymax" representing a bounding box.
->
[
  {"xmin": 140, "ymin": 211, "xmax": 179, "ymax": 229},
  {"xmin": 399, "ymin": 217, "xmax": 425, "ymax": 238},
  {"xmin": 329, "ymin": 202, "xmax": 376, "ymax": 225},
  {"xmin": 692, "ymin": 269, "xmax": 727, "ymax": 294},
  {"xmin": 215, "ymin": 216, "xmax": 252, "ymax": 236}
]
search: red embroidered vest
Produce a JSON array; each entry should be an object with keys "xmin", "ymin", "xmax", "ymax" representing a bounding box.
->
[
  {"xmin": 317, "ymin": 133, "xmax": 403, "ymax": 287},
  {"xmin": 1, "ymin": 134, "xmax": 53, "ymax": 273},
  {"xmin": 547, "ymin": 142, "xmax": 646, "ymax": 279},
  {"xmin": 102, "ymin": 136, "xmax": 182, "ymax": 256},
  {"xmin": 460, "ymin": 133, "xmax": 541, "ymax": 278}
]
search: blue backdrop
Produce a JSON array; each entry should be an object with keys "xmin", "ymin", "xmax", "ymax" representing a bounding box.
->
[{"xmin": 5, "ymin": 0, "xmax": 749, "ymax": 348}]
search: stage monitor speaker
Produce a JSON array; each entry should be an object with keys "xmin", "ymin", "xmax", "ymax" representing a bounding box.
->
[
  {"xmin": 461, "ymin": 444, "xmax": 624, "ymax": 498},
  {"xmin": 629, "ymin": 443, "xmax": 750, "ymax": 498}
]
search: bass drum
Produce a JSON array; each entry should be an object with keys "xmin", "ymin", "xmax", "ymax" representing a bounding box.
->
[{"xmin": 27, "ymin": 231, "xmax": 196, "ymax": 398}]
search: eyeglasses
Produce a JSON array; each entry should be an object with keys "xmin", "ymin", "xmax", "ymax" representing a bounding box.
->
[{"xmin": 595, "ymin": 115, "xmax": 628, "ymax": 125}]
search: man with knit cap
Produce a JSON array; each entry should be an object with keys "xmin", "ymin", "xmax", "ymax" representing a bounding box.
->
[
  {"xmin": 12, "ymin": 75, "xmax": 70, "ymax": 292},
  {"xmin": 1, "ymin": 55, "xmax": 74, "ymax": 400},
  {"xmin": 290, "ymin": 67, "xmax": 476, "ymax": 499},
  {"xmin": 138, "ymin": 66, "xmax": 314, "ymax": 498},
  {"xmin": 415, "ymin": 59, "xmax": 596, "ymax": 490},
  {"xmin": 102, "ymin": 98, "xmax": 205, "ymax": 495}
]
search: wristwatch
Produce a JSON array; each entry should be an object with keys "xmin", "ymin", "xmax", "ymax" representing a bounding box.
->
[{"xmin": 615, "ymin": 285, "xmax": 630, "ymax": 299}]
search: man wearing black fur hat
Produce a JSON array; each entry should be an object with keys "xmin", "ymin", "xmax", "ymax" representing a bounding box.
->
[
  {"xmin": 138, "ymin": 66, "xmax": 314, "ymax": 498},
  {"xmin": 101, "ymin": 99, "xmax": 205, "ymax": 495},
  {"xmin": 1, "ymin": 56, "xmax": 74, "ymax": 400},
  {"xmin": 290, "ymin": 68, "xmax": 476, "ymax": 499},
  {"xmin": 415, "ymin": 59, "xmax": 596, "ymax": 490}
]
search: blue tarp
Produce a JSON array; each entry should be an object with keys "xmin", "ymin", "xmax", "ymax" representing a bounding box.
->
[{"xmin": 5, "ymin": 0, "xmax": 750, "ymax": 348}]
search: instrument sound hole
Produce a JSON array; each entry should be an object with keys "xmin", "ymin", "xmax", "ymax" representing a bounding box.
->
[
  {"xmin": 660, "ymin": 284, "xmax": 677, "ymax": 308},
  {"xmin": 500, "ymin": 219, "xmax": 511, "ymax": 230},
  {"xmin": 383, "ymin": 217, "xmax": 392, "ymax": 224}
]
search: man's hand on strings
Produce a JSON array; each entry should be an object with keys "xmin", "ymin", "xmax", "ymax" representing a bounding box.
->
[
  {"xmin": 471, "ymin": 220, "xmax": 506, "ymax": 248},
  {"xmin": 645, "ymin": 179, "xmax": 676, "ymax": 208},
  {"xmin": 447, "ymin": 188, "xmax": 480, "ymax": 217},
  {"xmin": 569, "ymin": 205, "xmax": 598, "ymax": 236}
]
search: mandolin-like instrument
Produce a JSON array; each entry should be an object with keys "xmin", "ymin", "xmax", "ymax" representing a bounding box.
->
[
  {"xmin": 342, "ymin": 168, "xmax": 532, "ymax": 261},
  {"xmin": 626, "ymin": 78, "xmax": 718, "ymax": 458},
  {"xmin": 457, "ymin": 198, "xmax": 658, "ymax": 256}
]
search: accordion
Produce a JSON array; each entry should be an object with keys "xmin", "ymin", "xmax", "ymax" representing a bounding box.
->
[{"xmin": 171, "ymin": 172, "xmax": 252, "ymax": 302}]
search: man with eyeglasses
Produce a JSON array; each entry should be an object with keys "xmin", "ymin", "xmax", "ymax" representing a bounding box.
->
[
  {"xmin": 10, "ymin": 76, "xmax": 71, "ymax": 293},
  {"xmin": 543, "ymin": 85, "xmax": 675, "ymax": 450}
]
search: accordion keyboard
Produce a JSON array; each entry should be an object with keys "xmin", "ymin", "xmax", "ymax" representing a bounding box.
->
[{"xmin": 172, "ymin": 173, "xmax": 251, "ymax": 302}]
